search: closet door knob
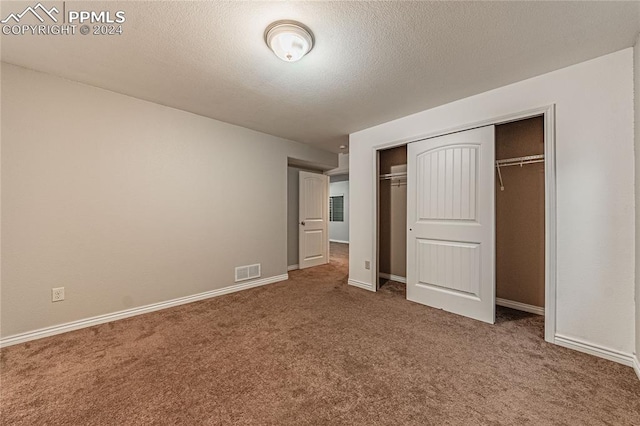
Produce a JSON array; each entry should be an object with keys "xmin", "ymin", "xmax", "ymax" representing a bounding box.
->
[{"xmin": 300, "ymin": 221, "xmax": 306, "ymax": 226}]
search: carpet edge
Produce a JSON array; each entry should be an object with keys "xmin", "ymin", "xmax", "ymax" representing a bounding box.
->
[
  {"xmin": 379, "ymin": 273, "xmax": 407, "ymax": 284},
  {"xmin": 496, "ymin": 298, "xmax": 544, "ymax": 316}
]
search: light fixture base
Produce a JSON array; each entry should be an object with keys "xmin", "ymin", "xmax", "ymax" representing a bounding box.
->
[{"xmin": 265, "ymin": 20, "xmax": 314, "ymax": 62}]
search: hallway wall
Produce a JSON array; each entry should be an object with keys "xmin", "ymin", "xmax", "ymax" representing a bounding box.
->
[{"xmin": 329, "ymin": 176, "xmax": 349, "ymax": 243}]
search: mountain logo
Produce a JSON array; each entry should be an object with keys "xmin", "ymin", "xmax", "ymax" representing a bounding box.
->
[{"xmin": 1, "ymin": 2, "xmax": 59, "ymax": 24}]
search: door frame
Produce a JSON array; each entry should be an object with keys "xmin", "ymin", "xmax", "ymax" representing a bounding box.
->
[{"xmin": 372, "ymin": 104, "xmax": 556, "ymax": 343}]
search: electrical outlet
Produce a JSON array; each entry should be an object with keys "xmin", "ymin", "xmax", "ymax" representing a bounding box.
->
[
  {"xmin": 52, "ymin": 287, "xmax": 65, "ymax": 302},
  {"xmin": 365, "ymin": 260, "xmax": 370, "ymax": 270}
]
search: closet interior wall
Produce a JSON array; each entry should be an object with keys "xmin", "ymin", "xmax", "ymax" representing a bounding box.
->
[
  {"xmin": 495, "ymin": 116, "xmax": 545, "ymax": 309},
  {"xmin": 379, "ymin": 146, "xmax": 408, "ymax": 282}
]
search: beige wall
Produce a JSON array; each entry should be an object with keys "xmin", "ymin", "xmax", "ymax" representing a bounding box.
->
[
  {"xmin": 326, "ymin": 153, "xmax": 349, "ymax": 175},
  {"xmin": 0, "ymin": 63, "xmax": 336, "ymax": 338},
  {"xmin": 379, "ymin": 146, "xmax": 407, "ymax": 278},
  {"xmin": 495, "ymin": 117, "xmax": 545, "ymax": 308}
]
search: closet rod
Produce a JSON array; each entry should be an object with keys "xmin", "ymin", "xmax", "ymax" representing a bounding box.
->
[
  {"xmin": 495, "ymin": 154, "xmax": 544, "ymax": 191},
  {"xmin": 383, "ymin": 181, "xmax": 407, "ymax": 187},
  {"xmin": 379, "ymin": 172, "xmax": 406, "ymax": 187},
  {"xmin": 379, "ymin": 172, "xmax": 407, "ymax": 180}
]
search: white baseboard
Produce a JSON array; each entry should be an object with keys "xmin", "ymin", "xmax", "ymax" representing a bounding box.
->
[
  {"xmin": 348, "ymin": 279, "xmax": 374, "ymax": 292},
  {"xmin": 329, "ymin": 239, "xmax": 349, "ymax": 244},
  {"xmin": 554, "ymin": 333, "xmax": 634, "ymax": 367},
  {"xmin": 379, "ymin": 273, "xmax": 406, "ymax": 284},
  {"xmin": 287, "ymin": 264, "xmax": 299, "ymax": 271},
  {"xmin": 0, "ymin": 274, "xmax": 289, "ymax": 348},
  {"xmin": 633, "ymin": 355, "xmax": 640, "ymax": 380},
  {"xmin": 496, "ymin": 298, "xmax": 544, "ymax": 316}
]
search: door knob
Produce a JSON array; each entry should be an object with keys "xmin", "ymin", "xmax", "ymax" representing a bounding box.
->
[{"xmin": 300, "ymin": 221, "xmax": 306, "ymax": 226}]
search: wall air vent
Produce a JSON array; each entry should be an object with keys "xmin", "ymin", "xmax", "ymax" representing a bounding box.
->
[{"xmin": 235, "ymin": 263, "xmax": 261, "ymax": 282}]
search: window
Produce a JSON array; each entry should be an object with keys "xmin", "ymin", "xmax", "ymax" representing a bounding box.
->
[{"xmin": 330, "ymin": 195, "xmax": 344, "ymax": 222}]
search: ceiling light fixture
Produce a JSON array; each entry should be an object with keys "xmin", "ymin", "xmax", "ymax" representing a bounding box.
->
[{"xmin": 265, "ymin": 21, "xmax": 314, "ymax": 62}]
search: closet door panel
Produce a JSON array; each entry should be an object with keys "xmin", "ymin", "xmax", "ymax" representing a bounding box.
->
[
  {"xmin": 416, "ymin": 146, "xmax": 478, "ymax": 222},
  {"xmin": 407, "ymin": 126, "xmax": 495, "ymax": 324},
  {"xmin": 416, "ymin": 239, "xmax": 480, "ymax": 296}
]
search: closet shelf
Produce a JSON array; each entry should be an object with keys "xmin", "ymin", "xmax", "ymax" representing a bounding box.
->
[
  {"xmin": 496, "ymin": 154, "xmax": 544, "ymax": 167},
  {"xmin": 495, "ymin": 154, "xmax": 544, "ymax": 191},
  {"xmin": 379, "ymin": 172, "xmax": 407, "ymax": 180}
]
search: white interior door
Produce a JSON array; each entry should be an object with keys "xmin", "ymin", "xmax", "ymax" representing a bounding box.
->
[
  {"xmin": 299, "ymin": 171, "xmax": 329, "ymax": 269},
  {"xmin": 407, "ymin": 126, "xmax": 495, "ymax": 323}
]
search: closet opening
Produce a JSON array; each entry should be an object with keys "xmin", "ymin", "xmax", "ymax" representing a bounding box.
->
[
  {"xmin": 495, "ymin": 116, "xmax": 546, "ymax": 324},
  {"xmin": 372, "ymin": 106, "xmax": 555, "ymax": 340},
  {"xmin": 377, "ymin": 145, "xmax": 408, "ymax": 293}
]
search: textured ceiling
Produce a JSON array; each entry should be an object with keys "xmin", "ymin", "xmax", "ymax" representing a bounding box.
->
[{"xmin": 2, "ymin": 1, "xmax": 639, "ymax": 153}]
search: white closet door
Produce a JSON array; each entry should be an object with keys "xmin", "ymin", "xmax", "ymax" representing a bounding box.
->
[
  {"xmin": 406, "ymin": 126, "xmax": 495, "ymax": 324},
  {"xmin": 299, "ymin": 171, "xmax": 329, "ymax": 269}
]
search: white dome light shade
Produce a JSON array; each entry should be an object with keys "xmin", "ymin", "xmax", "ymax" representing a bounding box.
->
[{"xmin": 265, "ymin": 21, "xmax": 314, "ymax": 62}]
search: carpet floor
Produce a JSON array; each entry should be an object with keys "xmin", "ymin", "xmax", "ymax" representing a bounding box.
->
[{"xmin": 1, "ymin": 242, "xmax": 639, "ymax": 425}]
